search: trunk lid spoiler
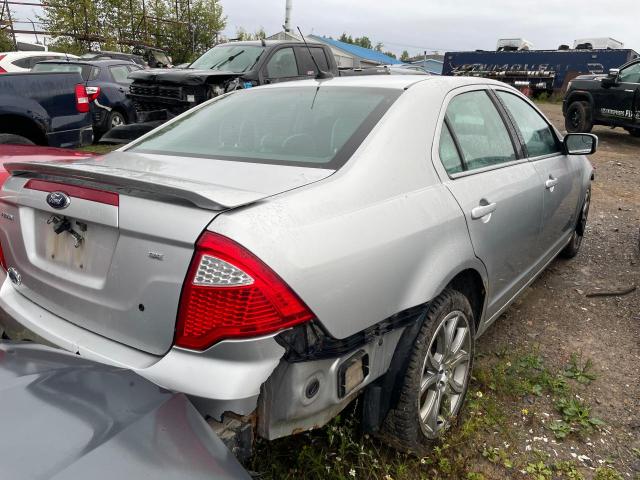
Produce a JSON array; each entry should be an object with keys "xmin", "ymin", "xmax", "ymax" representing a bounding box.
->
[{"xmin": 6, "ymin": 160, "xmax": 266, "ymax": 211}]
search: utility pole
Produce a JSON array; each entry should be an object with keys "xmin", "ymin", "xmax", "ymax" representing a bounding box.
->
[{"xmin": 284, "ymin": 0, "xmax": 292, "ymax": 33}]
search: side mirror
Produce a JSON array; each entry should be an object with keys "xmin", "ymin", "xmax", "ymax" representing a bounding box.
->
[
  {"xmin": 601, "ymin": 68, "xmax": 620, "ymax": 87},
  {"xmin": 564, "ymin": 133, "xmax": 598, "ymax": 155}
]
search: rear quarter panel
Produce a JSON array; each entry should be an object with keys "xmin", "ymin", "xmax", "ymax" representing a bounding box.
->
[
  {"xmin": 0, "ymin": 72, "xmax": 91, "ymax": 134},
  {"xmin": 209, "ymin": 80, "xmax": 487, "ymax": 339}
]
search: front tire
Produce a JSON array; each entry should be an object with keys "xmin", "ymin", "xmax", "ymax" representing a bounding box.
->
[
  {"xmin": 106, "ymin": 111, "xmax": 126, "ymax": 132},
  {"xmin": 382, "ymin": 288, "xmax": 475, "ymax": 454},
  {"xmin": 565, "ymin": 101, "xmax": 593, "ymax": 133},
  {"xmin": 561, "ymin": 187, "xmax": 591, "ymax": 258}
]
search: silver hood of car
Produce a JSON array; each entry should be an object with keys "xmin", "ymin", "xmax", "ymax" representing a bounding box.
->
[
  {"xmin": 0, "ymin": 341, "xmax": 250, "ymax": 480},
  {"xmin": 5, "ymin": 151, "xmax": 334, "ymax": 211}
]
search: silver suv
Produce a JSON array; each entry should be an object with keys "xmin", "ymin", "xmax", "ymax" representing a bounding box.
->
[{"xmin": 0, "ymin": 75, "xmax": 594, "ymax": 453}]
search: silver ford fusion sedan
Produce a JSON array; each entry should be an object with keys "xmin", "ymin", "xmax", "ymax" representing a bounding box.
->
[{"xmin": 0, "ymin": 75, "xmax": 594, "ymax": 453}]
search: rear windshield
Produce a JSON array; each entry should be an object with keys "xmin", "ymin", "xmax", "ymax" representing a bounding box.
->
[
  {"xmin": 129, "ymin": 86, "xmax": 401, "ymax": 169},
  {"xmin": 32, "ymin": 62, "xmax": 92, "ymax": 80}
]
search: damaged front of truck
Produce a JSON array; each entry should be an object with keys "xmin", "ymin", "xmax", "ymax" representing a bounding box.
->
[{"xmin": 106, "ymin": 42, "xmax": 267, "ymax": 144}]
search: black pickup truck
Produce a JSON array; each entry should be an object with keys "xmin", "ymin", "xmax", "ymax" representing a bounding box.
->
[
  {"xmin": 128, "ymin": 40, "xmax": 338, "ymax": 120},
  {"xmin": 0, "ymin": 72, "xmax": 94, "ymax": 147},
  {"xmin": 100, "ymin": 40, "xmax": 341, "ymax": 143},
  {"xmin": 564, "ymin": 58, "xmax": 640, "ymax": 137}
]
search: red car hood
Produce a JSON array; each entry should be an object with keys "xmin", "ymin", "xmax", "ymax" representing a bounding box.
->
[{"xmin": 0, "ymin": 145, "xmax": 96, "ymax": 185}]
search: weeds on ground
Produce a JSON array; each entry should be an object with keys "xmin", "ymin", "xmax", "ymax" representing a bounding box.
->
[
  {"xmin": 593, "ymin": 466, "xmax": 624, "ymax": 480},
  {"xmin": 250, "ymin": 349, "xmax": 604, "ymax": 479},
  {"xmin": 563, "ymin": 353, "xmax": 597, "ymax": 385}
]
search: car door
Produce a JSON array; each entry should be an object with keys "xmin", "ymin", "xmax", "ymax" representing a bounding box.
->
[
  {"xmin": 261, "ymin": 47, "xmax": 300, "ymax": 84},
  {"xmin": 596, "ymin": 62, "xmax": 640, "ymax": 127},
  {"xmin": 294, "ymin": 46, "xmax": 330, "ymax": 77},
  {"xmin": 495, "ymin": 89, "xmax": 582, "ymax": 261},
  {"xmin": 435, "ymin": 88, "xmax": 544, "ymax": 320}
]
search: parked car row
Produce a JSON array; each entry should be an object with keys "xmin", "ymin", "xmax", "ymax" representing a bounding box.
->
[{"xmin": 0, "ymin": 73, "xmax": 596, "ymax": 460}]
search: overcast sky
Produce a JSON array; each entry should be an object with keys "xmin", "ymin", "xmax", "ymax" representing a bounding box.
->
[
  {"xmin": 11, "ymin": 0, "xmax": 640, "ymax": 55},
  {"xmin": 221, "ymin": 0, "xmax": 640, "ymax": 55}
]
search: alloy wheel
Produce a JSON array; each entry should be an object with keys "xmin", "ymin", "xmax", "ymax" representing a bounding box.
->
[
  {"xmin": 418, "ymin": 310, "xmax": 472, "ymax": 438},
  {"xmin": 111, "ymin": 113, "xmax": 125, "ymax": 128}
]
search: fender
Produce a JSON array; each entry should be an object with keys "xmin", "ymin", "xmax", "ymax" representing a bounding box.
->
[{"xmin": 0, "ymin": 95, "xmax": 50, "ymax": 135}]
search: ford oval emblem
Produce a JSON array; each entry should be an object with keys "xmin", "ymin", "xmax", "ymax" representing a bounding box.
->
[{"xmin": 46, "ymin": 191, "xmax": 71, "ymax": 210}]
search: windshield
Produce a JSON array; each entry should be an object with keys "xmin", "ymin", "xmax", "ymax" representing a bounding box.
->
[
  {"xmin": 130, "ymin": 86, "xmax": 401, "ymax": 169},
  {"xmin": 32, "ymin": 62, "xmax": 92, "ymax": 80},
  {"xmin": 189, "ymin": 45, "xmax": 265, "ymax": 73}
]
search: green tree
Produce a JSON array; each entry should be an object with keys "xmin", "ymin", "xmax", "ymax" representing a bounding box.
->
[
  {"xmin": 400, "ymin": 50, "xmax": 410, "ymax": 61},
  {"xmin": 374, "ymin": 42, "xmax": 383, "ymax": 52},
  {"xmin": 383, "ymin": 50, "xmax": 397, "ymax": 59},
  {"xmin": 234, "ymin": 26, "xmax": 266, "ymax": 42},
  {"xmin": 354, "ymin": 36, "xmax": 372, "ymax": 49},
  {"xmin": 0, "ymin": 26, "xmax": 14, "ymax": 51},
  {"xmin": 37, "ymin": 0, "xmax": 225, "ymax": 62}
]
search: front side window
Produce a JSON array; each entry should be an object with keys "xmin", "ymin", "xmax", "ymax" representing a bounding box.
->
[
  {"xmin": 619, "ymin": 62, "xmax": 640, "ymax": 84},
  {"xmin": 496, "ymin": 91, "xmax": 560, "ymax": 158},
  {"xmin": 445, "ymin": 91, "xmax": 517, "ymax": 171},
  {"xmin": 130, "ymin": 86, "xmax": 400, "ymax": 169},
  {"xmin": 266, "ymin": 48, "xmax": 298, "ymax": 79}
]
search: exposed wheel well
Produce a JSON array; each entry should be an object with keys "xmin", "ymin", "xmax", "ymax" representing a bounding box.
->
[
  {"xmin": 448, "ymin": 269, "xmax": 486, "ymax": 329},
  {"xmin": 566, "ymin": 93, "xmax": 592, "ymax": 108},
  {"xmin": 0, "ymin": 114, "xmax": 47, "ymax": 145}
]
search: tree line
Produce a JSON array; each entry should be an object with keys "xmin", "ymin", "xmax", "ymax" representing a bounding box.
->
[
  {"xmin": 36, "ymin": 0, "xmax": 226, "ymax": 63},
  {"xmin": 337, "ymin": 32, "xmax": 410, "ymax": 62}
]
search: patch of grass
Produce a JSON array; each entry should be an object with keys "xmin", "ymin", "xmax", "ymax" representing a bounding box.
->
[
  {"xmin": 554, "ymin": 397, "xmax": 604, "ymax": 434},
  {"xmin": 481, "ymin": 446, "xmax": 513, "ymax": 469},
  {"xmin": 553, "ymin": 460, "xmax": 584, "ymax": 479},
  {"xmin": 525, "ymin": 460, "xmax": 553, "ymax": 480},
  {"xmin": 563, "ymin": 353, "xmax": 597, "ymax": 385},
  {"xmin": 548, "ymin": 420, "xmax": 572, "ymax": 440},
  {"xmin": 77, "ymin": 143, "xmax": 119, "ymax": 154},
  {"xmin": 594, "ymin": 466, "xmax": 624, "ymax": 480}
]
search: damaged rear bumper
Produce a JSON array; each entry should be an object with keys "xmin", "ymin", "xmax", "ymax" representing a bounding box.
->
[{"xmin": 0, "ymin": 276, "xmax": 284, "ymax": 415}]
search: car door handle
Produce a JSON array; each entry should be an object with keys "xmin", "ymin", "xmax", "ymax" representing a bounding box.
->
[
  {"xmin": 471, "ymin": 202, "xmax": 497, "ymax": 220},
  {"xmin": 545, "ymin": 177, "xmax": 559, "ymax": 189}
]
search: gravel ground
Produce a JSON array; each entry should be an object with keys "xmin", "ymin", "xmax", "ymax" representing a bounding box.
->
[{"xmin": 474, "ymin": 102, "xmax": 640, "ymax": 478}]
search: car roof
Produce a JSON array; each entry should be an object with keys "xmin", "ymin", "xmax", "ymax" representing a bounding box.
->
[
  {"xmin": 37, "ymin": 59, "xmax": 136, "ymax": 67},
  {"xmin": 259, "ymin": 74, "xmax": 509, "ymax": 91},
  {"xmin": 0, "ymin": 51, "xmax": 77, "ymax": 58}
]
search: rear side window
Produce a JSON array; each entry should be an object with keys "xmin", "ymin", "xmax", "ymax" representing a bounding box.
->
[
  {"xmin": 11, "ymin": 57, "xmax": 31, "ymax": 69},
  {"xmin": 110, "ymin": 65, "xmax": 131, "ymax": 83},
  {"xmin": 31, "ymin": 62, "xmax": 93, "ymax": 80},
  {"xmin": 296, "ymin": 47, "xmax": 330, "ymax": 76},
  {"xmin": 439, "ymin": 123, "xmax": 464, "ymax": 174},
  {"xmin": 445, "ymin": 91, "xmax": 516, "ymax": 171},
  {"xmin": 496, "ymin": 91, "xmax": 560, "ymax": 158},
  {"xmin": 130, "ymin": 86, "xmax": 401, "ymax": 169},
  {"xmin": 266, "ymin": 48, "xmax": 298, "ymax": 78}
]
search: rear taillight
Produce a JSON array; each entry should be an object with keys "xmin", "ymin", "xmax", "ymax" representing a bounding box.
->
[
  {"xmin": 0, "ymin": 54, "xmax": 6, "ymax": 74},
  {"xmin": 175, "ymin": 232, "xmax": 314, "ymax": 350},
  {"xmin": 0, "ymin": 242, "xmax": 6, "ymax": 271},
  {"xmin": 85, "ymin": 86, "xmax": 101, "ymax": 102},
  {"xmin": 75, "ymin": 84, "xmax": 90, "ymax": 113}
]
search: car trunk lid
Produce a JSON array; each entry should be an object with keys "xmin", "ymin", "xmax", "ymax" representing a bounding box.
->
[{"xmin": 0, "ymin": 152, "xmax": 332, "ymax": 355}]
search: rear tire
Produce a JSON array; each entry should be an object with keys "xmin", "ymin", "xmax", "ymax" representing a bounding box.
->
[
  {"xmin": 382, "ymin": 288, "xmax": 475, "ymax": 455},
  {"xmin": 561, "ymin": 187, "xmax": 591, "ymax": 259},
  {"xmin": 565, "ymin": 101, "xmax": 593, "ymax": 133},
  {"xmin": 106, "ymin": 111, "xmax": 126, "ymax": 131},
  {"xmin": 0, "ymin": 133, "xmax": 35, "ymax": 145}
]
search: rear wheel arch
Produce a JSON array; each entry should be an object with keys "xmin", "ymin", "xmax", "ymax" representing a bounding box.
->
[
  {"xmin": 447, "ymin": 268, "xmax": 486, "ymax": 331},
  {"xmin": 0, "ymin": 114, "xmax": 47, "ymax": 145}
]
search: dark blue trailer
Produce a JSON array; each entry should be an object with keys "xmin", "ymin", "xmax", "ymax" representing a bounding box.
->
[{"xmin": 442, "ymin": 49, "xmax": 639, "ymax": 94}]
